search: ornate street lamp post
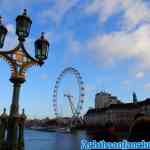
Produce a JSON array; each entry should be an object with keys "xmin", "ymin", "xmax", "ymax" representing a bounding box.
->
[{"xmin": 0, "ymin": 9, "xmax": 49, "ymax": 150}]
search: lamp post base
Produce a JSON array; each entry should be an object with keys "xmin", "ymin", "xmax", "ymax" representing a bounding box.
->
[
  {"xmin": 1, "ymin": 77, "xmax": 26, "ymax": 150},
  {"xmin": 0, "ymin": 114, "xmax": 26, "ymax": 150}
]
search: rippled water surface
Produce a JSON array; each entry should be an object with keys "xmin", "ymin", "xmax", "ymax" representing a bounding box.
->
[{"xmin": 24, "ymin": 129, "xmax": 87, "ymax": 150}]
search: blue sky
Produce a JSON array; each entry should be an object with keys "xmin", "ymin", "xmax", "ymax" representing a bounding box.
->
[{"xmin": 1, "ymin": 0, "xmax": 150, "ymax": 118}]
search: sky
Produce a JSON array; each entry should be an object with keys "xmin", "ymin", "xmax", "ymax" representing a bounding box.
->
[{"xmin": 0, "ymin": 0, "xmax": 150, "ymax": 118}]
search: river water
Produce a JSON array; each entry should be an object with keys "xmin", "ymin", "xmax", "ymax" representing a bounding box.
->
[{"xmin": 24, "ymin": 129, "xmax": 88, "ymax": 150}]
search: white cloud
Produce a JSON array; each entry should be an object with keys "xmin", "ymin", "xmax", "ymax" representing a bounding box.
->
[
  {"xmin": 121, "ymin": 0, "xmax": 150, "ymax": 30},
  {"xmin": 135, "ymin": 71, "xmax": 144, "ymax": 79},
  {"xmin": 52, "ymin": 31, "xmax": 83, "ymax": 67},
  {"xmin": 0, "ymin": 0, "xmax": 21, "ymax": 11},
  {"xmin": 144, "ymin": 83, "xmax": 150, "ymax": 91},
  {"xmin": 3, "ymin": 34, "xmax": 17, "ymax": 50},
  {"xmin": 6, "ymin": 24, "xmax": 15, "ymax": 34},
  {"xmin": 40, "ymin": 74, "xmax": 49, "ymax": 81},
  {"xmin": 87, "ymin": 23, "xmax": 150, "ymax": 70},
  {"xmin": 38, "ymin": 0, "xmax": 150, "ymax": 71},
  {"xmin": 0, "ymin": 0, "xmax": 48, "ymax": 13},
  {"xmin": 85, "ymin": 0, "xmax": 121, "ymax": 23},
  {"xmin": 67, "ymin": 33, "xmax": 81, "ymax": 55},
  {"xmin": 40, "ymin": 0, "xmax": 80, "ymax": 25},
  {"xmin": 85, "ymin": 0, "xmax": 150, "ymax": 29},
  {"xmin": 122, "ymin": 80, "xmax": 130, "ymax": 87},
  {"xmin": 85, "ymin": 84, "xmax": 96, "ymax": 93}
]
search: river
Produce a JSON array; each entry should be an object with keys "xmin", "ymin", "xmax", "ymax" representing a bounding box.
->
[{"xmin": 24, "ymin": 129, "xmax": 88, "ymax": 150}]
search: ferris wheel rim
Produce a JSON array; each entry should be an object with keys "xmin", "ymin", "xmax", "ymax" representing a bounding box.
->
[{"xmin": 52, "ymin": 67, "xmax": 85, "ymax": 117}]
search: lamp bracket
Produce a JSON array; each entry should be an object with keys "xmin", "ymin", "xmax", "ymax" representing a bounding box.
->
[{"xmin": 0, "ymin": 41, "xmax": 43, "ymax": 79}]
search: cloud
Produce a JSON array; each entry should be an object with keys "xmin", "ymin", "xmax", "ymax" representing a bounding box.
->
[
  {"xmin": 85, "ymin": 0, "xmax": 150, "ymax": 29},
  {"xmin": 0, "ymin": 0, "xmax": 21, "ymax": 12},
  {"xmin": 135, "ymin": 71, "xmax": 144, "ymax": 79},
  {"xmin": 6, "ymin": 24, "xmax": 15, "ymax": 34},
  {"xmin": 40, "ymin": 0, "xmax": 80, "ymax": 25},
  {"xmin": 40, "ymin": 74, "xmax": 49, "ymax": 81},
  {"xmin": 53, "ymin": 31, "xmax": 82, "ymax": 67},
  {"xmin": 67, "ymin": 32, "xmax": 81, "ymax": 55},
  {"xmin": 122, "ymin": 80, "xmax": 130, "ymax": 87},
  {"xmin": 85, "ymin": 0, "xmax": 121, "ymax": 23},
  {"xmin": 85, "ymin": 84, "xmax": 96, "ymax": 94},
  {"xmin": 84, "ymin": 0, "xmax": 150, "ymax": 69},
  {"xmin": 144, "ymin": 83, "xmax": 150, "ymax": 91},
  {"xmin": 85, "ymin": 0, "xmax": 150, "ymax": 67},
  {"xmin": 0, "ymin": 0, "xmax": 48, "ymax": 13},
  {"xmin": 3, "ymin": 33, "xmax": 17, "ymax": 50},
  {"xmin": 121, "ymin": 0, "xmax": 150, "ymax": 30},
  {"xmin": 87, "ymin": 23, "xmax": 150, "ymax": 70}
]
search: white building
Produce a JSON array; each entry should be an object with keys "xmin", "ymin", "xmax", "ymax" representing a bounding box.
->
[{"xmin": 95, "ymin": 92, "xmax": 122, "ymax": 109}]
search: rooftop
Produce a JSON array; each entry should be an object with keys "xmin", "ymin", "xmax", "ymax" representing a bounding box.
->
[{"xmin": 86, "ymin": 98, "xmax": 150, "ymax": 115}]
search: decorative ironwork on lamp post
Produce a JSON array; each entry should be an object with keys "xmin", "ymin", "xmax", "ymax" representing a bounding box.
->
[{"xmin": 0, "ymin": 9, "xmax": 49, "ymax": 150}]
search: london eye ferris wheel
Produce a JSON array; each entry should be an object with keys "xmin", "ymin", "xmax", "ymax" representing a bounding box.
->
[{"xmin": 52, "ymin": 67, "xmax": 85, "ymax": 118}]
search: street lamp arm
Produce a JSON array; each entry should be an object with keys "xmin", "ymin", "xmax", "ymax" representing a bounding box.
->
[
  {"xmin": 0, "ymin": 42, "xmax": 43, "ymax": 80},
  {"xmin": 20, "ymin": 59, "xmax": 42, "ymax": 73},
  {"xmin": 20, "ymin": 42, "xmax": 43, "ymax": 66}
]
